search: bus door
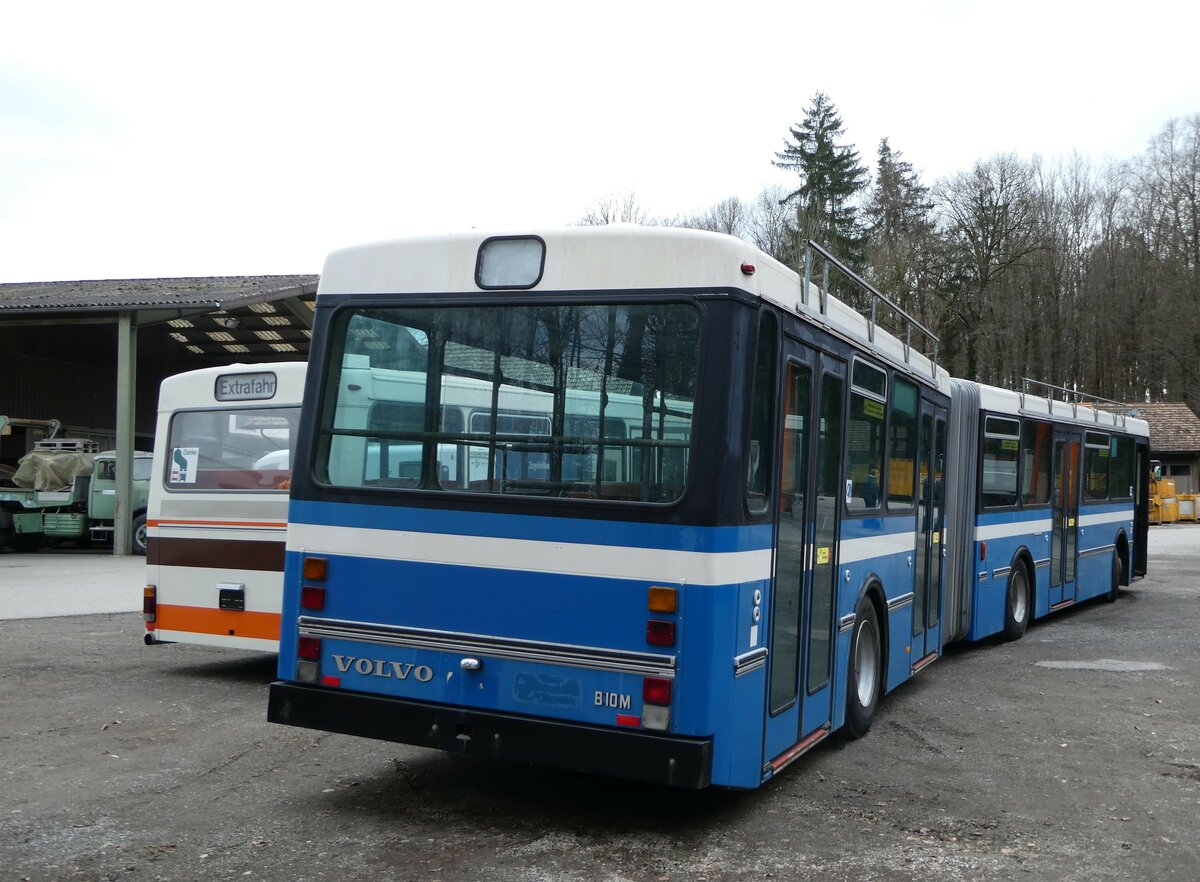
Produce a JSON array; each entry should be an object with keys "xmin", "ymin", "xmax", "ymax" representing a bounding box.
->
[
  {"xmin": 1050, "ymin": 430, "xmax": 1082, "ymax": 606},
  {"xmin": 763, "ymin": 345, "xmax": 844, "ymax": 766},
  {"xmin": 911, "ymin": 402, "xmax": 947, "ymax": 666},
  {"xmin": 1134, "ymin": 439, "xmax": 1150, "ymax": 577}
]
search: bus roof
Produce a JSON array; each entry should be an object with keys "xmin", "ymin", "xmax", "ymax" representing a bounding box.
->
[
  {"xmin": 318, "ymin": 226, "xmax": 951, "ymax": 394},
  {"xmin": 157, "ymin": 361, "xmax": 307, "ymax": 413},
  {"xmin": 959, "ymin": 378, "xmax": 1150, "ymax": 437}
]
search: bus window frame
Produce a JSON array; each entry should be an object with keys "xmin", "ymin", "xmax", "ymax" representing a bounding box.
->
[
  {"xmin": 1018, "ymin": 417, "xmax": 1054, "ymax": 508},
  {"xmin": 310, "ymin": 294, "xmax": 709, "ymax": 514},
  {"xmin": 743, "ymin": 307, "xmax": 780, "ymax": 521},
  {"xmin": 885, "ymin": 373, "xmax": 919, "ymax": 514},
  {"xmin": 1083, "ymin": 430, "xmax": 1112, "ymax": 502},
  {"xmin": 843, "ymin": 356, "xmax": 888, "ymax": 518},
  {"xmin": 162, "ymin": 403, "xmax": 301, "ymax": 494},
  {"xmin": 979, "ymin": 414, "xmax": 1022, "ymax": 511}
]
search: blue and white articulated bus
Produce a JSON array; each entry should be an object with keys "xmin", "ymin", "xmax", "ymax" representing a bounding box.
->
[
  {"xmin": 267, "ymin": 226, "xmax": 1148, "ymax": 789},
  {"xmin": 941, "ymin": 380, "xmax": 1151, "ymax": 644}
]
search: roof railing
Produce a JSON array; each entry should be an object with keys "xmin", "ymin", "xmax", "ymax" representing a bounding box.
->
[
  {"xmin": 802, "ymin": 241, "xmax": 939, "ymax": 376},
  {"xmin": 1019, "ymin": 378, "xmax": 1131, "ymax": 428}
]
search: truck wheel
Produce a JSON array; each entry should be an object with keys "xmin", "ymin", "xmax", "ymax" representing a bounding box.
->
[
  {"xmin": 132, "ymin": 514, "xmax": 148, "ymax": 556},
  {"xmin": 9, "ymin": 532, "xmax": 42, "ymax": 552}
]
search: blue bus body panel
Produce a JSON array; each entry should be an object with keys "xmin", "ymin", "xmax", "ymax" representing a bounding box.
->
[
  {"xmin": 969, "ymin": 503, "xmax": 1134, "ymax": 640},
  {"xmin": 279, "ymin": 499, "xmax": 776, "ymax": 788}
]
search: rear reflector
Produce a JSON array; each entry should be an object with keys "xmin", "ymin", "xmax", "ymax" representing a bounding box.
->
[
  {"xmin": 646, "ymin": 620, "xmax": 676, "ymax": 647},
  {"xmin": 300, "ymin": 585, "xmax": 326, "ymax": 611},
  {"xmin": 297, "ymin": 635, "xmax": 321, "ymax": 661},
  {"xmin": 321, "ymin": 675, "xmax": 342, "ymax": 688},
  {"xmin": 303, "ymin": 557, "xmax": 328, "ymax": 581},
  {"xmin": 643, "ymin": 677, "xmax": 672, "ymax": 706},
  {"xmin": 143, "ymin": 585, "xmax": 157, "ymax": 623}
]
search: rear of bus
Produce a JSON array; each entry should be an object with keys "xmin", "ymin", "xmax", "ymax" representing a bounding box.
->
[
  {"xmin": 144, "ymin": 363, "xmax": 304, "ymax": 652},
  {"xmin": 270, "ymin": 230, "xmax": 784, "ymax": 789}
]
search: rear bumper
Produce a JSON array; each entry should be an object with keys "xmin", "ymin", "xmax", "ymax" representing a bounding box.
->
[{"xmin": 268, "ymin": 681, "xmax": 713, "ymax": 789}]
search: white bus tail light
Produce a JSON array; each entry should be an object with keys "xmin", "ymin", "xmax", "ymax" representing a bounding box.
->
[{"xmin": 143, "ymin": 585, "xmax": 157, "ymax": 625}]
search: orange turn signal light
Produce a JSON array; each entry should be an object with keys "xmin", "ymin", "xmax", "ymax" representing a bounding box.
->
[
  {"xmin": 648, "ymin": 585, "xmax": 677, "ymax": 613},
  {"xmin": 303, "ymin": 557, "xmax": 328, "ymax": 581}
]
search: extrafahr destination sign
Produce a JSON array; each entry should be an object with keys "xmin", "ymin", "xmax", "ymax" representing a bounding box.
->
[{"xmin": 215, "ymin": 371, "xmax": 278, "ymax": 402}]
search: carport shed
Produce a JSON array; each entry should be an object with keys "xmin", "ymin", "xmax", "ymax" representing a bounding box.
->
[{"xmin": 0, "ymin": 275, "xmax": 316, "ymax": 554}]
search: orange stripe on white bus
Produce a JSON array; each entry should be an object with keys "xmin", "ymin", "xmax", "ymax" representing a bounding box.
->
[{"xmin": 155, "ymin": 604, "xmax": 282, "ymax": 641}]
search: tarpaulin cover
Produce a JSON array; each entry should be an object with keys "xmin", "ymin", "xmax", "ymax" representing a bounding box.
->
[{"xmin": 11, "ymin": 449, "xmax": 95, "ymax": 491}]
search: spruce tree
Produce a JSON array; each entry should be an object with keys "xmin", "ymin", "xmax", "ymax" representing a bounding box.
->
[{"xmin": 774, "ymin": 92, "xmax": 869, "ymax": 267}]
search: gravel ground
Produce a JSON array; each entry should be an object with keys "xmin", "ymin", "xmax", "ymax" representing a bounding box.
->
[{"xmin": 2, "ymin": 528, "xmax": 1198, "ymax": 881}]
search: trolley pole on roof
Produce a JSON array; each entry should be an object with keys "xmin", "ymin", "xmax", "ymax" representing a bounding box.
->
[{"xmin": 113, "ymin": 311, "xmax": 137, "ymax": 556}]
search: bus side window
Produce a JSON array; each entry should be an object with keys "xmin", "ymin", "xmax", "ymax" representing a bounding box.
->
[
  {"xmin": 1020, "ymin": 419, "xmax": 1052, "ymax": 504},
  {"xmin": 745, "ymin": 311, "xmax": 777, "ymax": 515}
]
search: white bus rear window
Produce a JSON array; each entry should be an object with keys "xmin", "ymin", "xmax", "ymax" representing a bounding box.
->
[{"xmin": 165, "ymin": 407, "xmax": 300, "ymax": 491}]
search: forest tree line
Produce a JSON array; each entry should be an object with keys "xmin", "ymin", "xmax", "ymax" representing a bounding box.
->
[{"xmin": 581, "ymin": 94, "xmax": 1200, "ymax": 411}]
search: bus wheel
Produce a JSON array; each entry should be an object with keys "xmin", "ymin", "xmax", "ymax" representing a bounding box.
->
[
  {"xmin": 846, "ymin": 596, "xmax": 881, "ymax": 739},
  {"xmin": 132, "ymin": 514, "xmax": 148, "ymax": 556},
  {"xmin": 1003, "ymin": 563, "xmax": 1030, "ymax": 641},
  {"xmin": 1107, "ymin": 549, "xmax": 1121, "ymax": 603}
]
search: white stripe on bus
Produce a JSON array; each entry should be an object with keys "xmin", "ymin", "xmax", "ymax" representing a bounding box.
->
[
  {"xmin": 287, "ymin": 523, "xmax": 774, "ymax": 586},
  {"xmin": 839, "ymin": 531, "xmax": 916, "ymax": 564},
  {"xmin": 976, "ymin": 519, "xmax": 1053, "ymax": 541},
  {"xmin": 149, "ymin": 566, "xmax": 285, "ymax": 611},
  {"xmin": 1079, "ymin": 509, "xmax": 1134, "ymax": 528}
]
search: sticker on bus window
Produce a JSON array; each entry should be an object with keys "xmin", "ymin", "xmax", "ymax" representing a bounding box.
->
[
  {"xmin": 862, "ymin": 399, "xmax": 885, "ymax": 419},
  {"xmin": 817, "ymin": 546, "xmax": 830, "ymax": 565},
  {"xmin": 1068, "ymin": 517, "xmax": 1075, "ymax": 527},
  {"xmin": 170, "ymin": 447, "xmax": 199, "ymax": 484},
  {"xmin": 933, "ymin": 531, "xmax": 940, "ymax": 544},
  {"xmin": 1001, "ymin": 439, "xmax": 1018, "ymax": 451},
  {"xmin": 846, "ymin": 479, "xmax": 854, "ymax": 503}
]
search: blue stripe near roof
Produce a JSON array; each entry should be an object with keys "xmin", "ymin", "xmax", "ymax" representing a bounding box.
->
[{"xmin": 288, "ymin": 499, "xmax": 774, "ymax": 552}]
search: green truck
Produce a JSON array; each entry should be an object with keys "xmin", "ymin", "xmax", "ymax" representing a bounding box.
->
[{"xmin": 0, "ymin": 416, "xmax": 151, "ymax": 554}]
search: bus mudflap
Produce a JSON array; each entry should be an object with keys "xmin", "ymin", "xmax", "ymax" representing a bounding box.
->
[{"xmin": 267, "ymin": 681, "xmax": 712, "ymax": 789}]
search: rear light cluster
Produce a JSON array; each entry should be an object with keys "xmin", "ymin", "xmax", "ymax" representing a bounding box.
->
[
  {"xmin": 143, "ymin": 585, "xmax": 157, "ymax": 627},
  {"xmin": 295, "ymin": 557, "xmax": 330, "ymax": 686},
  {"xmin": 641, "ymin": 586, "xmax": 678, "ymax": 731}
]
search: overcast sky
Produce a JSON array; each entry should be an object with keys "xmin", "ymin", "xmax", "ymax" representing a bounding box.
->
[{"xmin": 2, "ymin": 1, "xmax": 1197, "ymax": 283}]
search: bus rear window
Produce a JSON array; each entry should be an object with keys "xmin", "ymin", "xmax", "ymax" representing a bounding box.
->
[
  {"xmin": 319, "ymin": 303, "xmax": 701, "ymax": 504},
  {"xmin": 165, "ymin": 407, "xmax": 300, "ymax": 491}
]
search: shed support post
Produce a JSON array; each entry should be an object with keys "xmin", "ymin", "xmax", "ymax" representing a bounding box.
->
[{"xmin": 114, "ymin": 311, "xmax": 138, "ymax": 556}]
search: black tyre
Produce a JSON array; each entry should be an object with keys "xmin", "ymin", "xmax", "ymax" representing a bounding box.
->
[
  {"xmin": 8, "ymin": 532, "xmax": 42, "ymax": 553},
  {"xmin": 846, "ymin": 595, "xmax": 882, "ymax": 739},
  {"xmin": 1106, "ymin": 549, "xmax": 1121, "ymax": 603},
  {"xmin": 132, "ymin": 514, "xmax": 148, "ymax": 556},
  {"xmin": 1002, "ymin": 563, "xmax": 1030, "ymax": 641}
]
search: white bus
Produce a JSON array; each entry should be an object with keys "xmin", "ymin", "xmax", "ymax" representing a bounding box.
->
[{"xmin": 143, "ymin": 362, "xmax": 306, "ymax": 652}]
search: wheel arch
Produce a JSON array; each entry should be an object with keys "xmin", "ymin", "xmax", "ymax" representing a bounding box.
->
[{"xmin": 1115, "ymin": 529, "xmax": 1130, "ymax": 586}]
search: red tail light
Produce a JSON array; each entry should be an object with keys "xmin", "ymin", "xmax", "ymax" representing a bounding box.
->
[
  {"xmin": 646, "ymin": 620, "xmax": 676, "ymax": 647},
  {"xmin": 300, "ymin": 585, "xmax": 326, "ymax": 611},
  {"xmin": 643, "ymin": 677, "xmax": 672, "ymax": 706},
  {"xmin": 143, "ymin": 585, "xmax": 157, "ymax": 624},
  {"xmin": 297, "ymin": 635, "xmax": 322, "ymax": 661}
]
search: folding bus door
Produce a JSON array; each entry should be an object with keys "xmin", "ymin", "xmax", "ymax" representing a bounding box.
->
[
  {"xmin": 1050, "ymin": 430, "xmax": 1082, "ymax": 607},
  {"xmin": 763, "ymin": 345, "xmax": 844, "ymax": 769},
  {"xmin": 912, "ymin": 402, "xmax": 947, "ymax": 668}
]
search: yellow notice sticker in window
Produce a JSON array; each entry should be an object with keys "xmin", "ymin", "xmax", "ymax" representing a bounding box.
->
[
  {"xmin": 933, "ymin": 531, "xmax": 940, "ymax": 544},
  {"xmin": 863, "ymin": 399, "xmax": 885, "ymax": 419},
  {"xmin": 817, "ymin": 547, "xmax": 830, "ymax": 565},
  {"xmin": 1068, "ymin": 518, "xmax": 1075, "ymax": 527},
  {"xmin": 1001, "ymin": 439, "xmax": 1018, "ymax": 451}
]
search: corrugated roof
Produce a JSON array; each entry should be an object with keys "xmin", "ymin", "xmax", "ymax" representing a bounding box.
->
[
  {"xmin": 1129, "ymin": 401, "xmax": 1200, "ymax": 453},
  {"xmin": 0, "ymin": 275, "xmax": 318, "ymax": 312}
]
